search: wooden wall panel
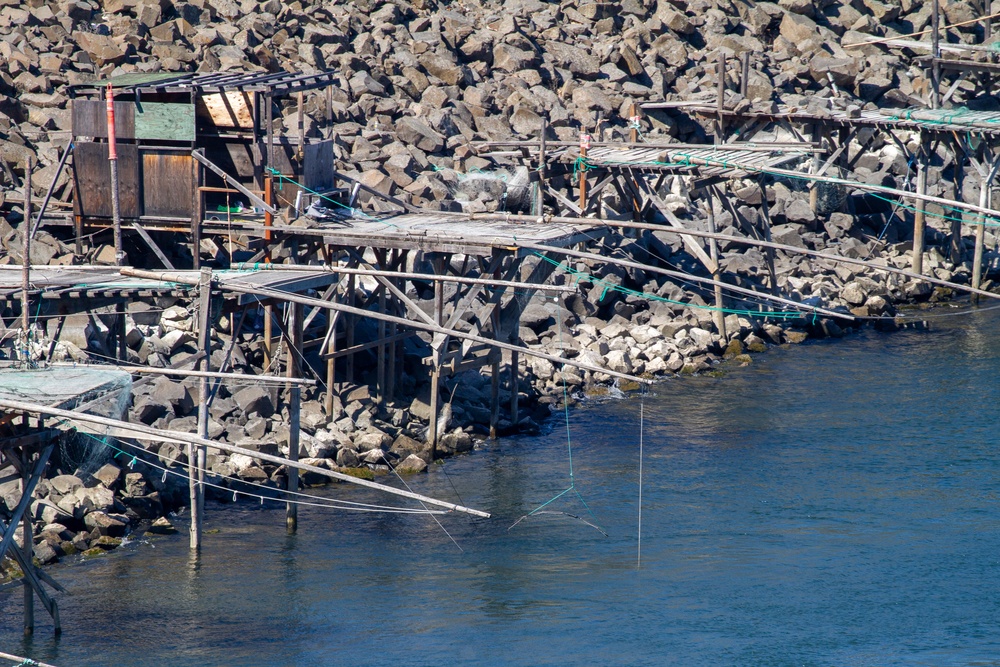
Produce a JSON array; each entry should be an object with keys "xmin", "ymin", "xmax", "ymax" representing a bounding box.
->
[
  {"xmin": 134, "ymin": 102, "xmax": 196, "ymax": 142},
  {"xmin": 141, "ymin": 151, "xmax": 194, "ymax": 218},
  {"xmin": 71, "ymin": 100, "xmax": 135, "ymax": 139},
  {"xmin": 72, "ymin": 142, "xmax": 140, "ymax": 219}
]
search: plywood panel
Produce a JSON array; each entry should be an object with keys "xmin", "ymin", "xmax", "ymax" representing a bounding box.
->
[
  {"xmin": 72, "ymin": 142, "xmax": 140, "ymax": 219},
  {"xmin": 134, "ymin": 102, "xmax": 195, "ymax": 142},
  {"xmin": 141, "ymin": 151, "xmax": 194, "ymax": 218},
  {"xmin": 196, "ymin": 91, "xmax": 255, "ymax": 129},
  {"xmin": 71, "ymin": 100, "xmax": 135, "ymax": 139}
]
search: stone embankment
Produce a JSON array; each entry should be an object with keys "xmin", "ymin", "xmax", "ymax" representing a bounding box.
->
[{"xmin": 2, "ymin": 0, "xmax": 999, "ymax": 569}]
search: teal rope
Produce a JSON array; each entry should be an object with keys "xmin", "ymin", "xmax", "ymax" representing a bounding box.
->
[{"xmin": 533, "ymin": 252, "xmax": 806, "ymax": 319}]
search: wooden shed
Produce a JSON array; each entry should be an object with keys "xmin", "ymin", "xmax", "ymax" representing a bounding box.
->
[{"xmin": 67, "ymin": 70, "xmax": 339, "ymax": 267}]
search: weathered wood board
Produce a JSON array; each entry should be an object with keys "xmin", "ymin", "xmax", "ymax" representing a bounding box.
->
[
  {"xmin": 73, "ymin": 142, "xmax": 140, "ymax": 218},
  {"xmin": 141, "ymin": 150, "xmax": 194, "ymax": 218}
]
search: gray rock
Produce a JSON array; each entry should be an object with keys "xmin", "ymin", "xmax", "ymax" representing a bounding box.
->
[{"xmin": 233, "ymin": 385, "xmax": 274, "ymax": 419}]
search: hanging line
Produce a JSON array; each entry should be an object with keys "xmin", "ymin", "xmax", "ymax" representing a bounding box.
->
[
  {"xmin": 637, "ymin": 389, "xmax": 644, "ymax": 569},
  {"xmin": 508, "ymin": 295, "xmax": 607, "ymax": 536}
]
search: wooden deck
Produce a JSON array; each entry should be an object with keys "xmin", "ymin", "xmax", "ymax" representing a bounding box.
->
[
  {"xmin": 316, "ymin": 211, "xmax": 600, "ymax": 255},
  {"xmin": 0, "ymin": 266, "xmax": 342, "ymax": 306},
  {"xmin": 579, "ymin": 145, "xmax": 809, "ymax": 178},
  {"xmin": 642, "ymin": 100, "xmax": 1000, "ymax": 136}
]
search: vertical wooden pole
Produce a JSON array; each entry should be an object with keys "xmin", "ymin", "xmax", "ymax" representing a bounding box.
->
[
  {"xmin": 950, "ymin": 140, "xmax": 965, "ymax": 266},
  {"xmin": 509, "ymin": 351, "xmax": 519, "ymax": 424},
  {"xmin": 535, "ymin": 119, "xmax": 547, "ymax": 217},
  {"xmin": 973, "ymin": 171, "xmax": 991, "ymax": 301},
  {"xmin": 809, "ymin": 124, "xmax": 822, "ymax": 213},
  {"xmin": 263, "ymin": 177, "xmax": 274, "ymax": 368},
  {"xmin": 377, "ymin": 272, "xmax": 386, "ymax": 412},
  {"xmin": 21, "ymin": 158, "xmax": 31, "ymax": 339},
  {"xmin": 757, "ymin": 180, "xmax": 779, "ymax": 295},
  {"xmin": 345, "ymin": 273, "xmax": 355, "ymax": 381},
  {"xmin": 325, "ymin": 307, "xmax": 336, "ymax": 414},
  {"xmin": 190, "ymin": 268, "xmax": 211, "ymax": 549},
  {"xmin": 20, "ymin": 446, "xmax": 33, "ymax": 636},
  {"xmin": 428, "ymin": 279, "xmax": 443, "ymax": 458},
  {"xmin": 578, "ymin": 130, "xmax": 589, "ymax": 212},
  {"xmin": 297, "ymin": 91, "xmax": 305, "ymax": 163},
  {"xmin": 106, "ymin": 84, "xmax": 124, "ymax": 266},
  {"xmin": 716, "ymin": 51, "xmax": 726, "ymax": 144},
  {"xmin": 629, "ymin": 102, "xmax": 639, "ymax": 143},
  {"xmin": 913, "ymin": 136, "xmax": 928, "ymax": 275},
  {"xmin": 490, "ymin": 287, "xmax": 500, "ymax": 439},
  {"xmin": 932, "ymin": 0, "xmax": 941, "ymax": 109},
  {"xmin": 286, "ymin": 302, "xmax": 301, "ymax": 534},
  {"xmin": 386, "ymin": 250, "xmax": 398, "ymax": 402},
  {"xmin": 252, "ymin": 91, "xmax": 260, "ymax": 188},
  {"xmin": 740, "ymin": 51, "xmax": 750, "ymax": 98},
  {"xmin": 706, "ymin": 192, "xmax": 727, "ymax": 339}
]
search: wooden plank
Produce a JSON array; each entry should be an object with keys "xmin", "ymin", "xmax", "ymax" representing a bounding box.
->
[
  {"xmin": 134, "ymin": 102, "xmax": 195, "ymax": 141},
  {"xmin": 71, "ymin": 100, "xmax": 134, "ymax": 139},
  {"xmin": 141, "ymin": 151, "xmax": 194, "ymax": 218}
]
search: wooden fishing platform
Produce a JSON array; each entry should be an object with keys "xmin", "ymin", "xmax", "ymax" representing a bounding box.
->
[{"xmin": 0, "ymin": 366, "xmax": 133, "ymax": 635}]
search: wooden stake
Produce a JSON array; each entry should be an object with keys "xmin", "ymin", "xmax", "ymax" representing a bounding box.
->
[
  {"xmin": 913, "ymin": 136, "xmax": 928, "ymax": 275},
  {"xmin": 932, "ymin": 0, "xmax": 942, "ymax": 108},
  {"xmin": 21, "ymin": 446, "xmax": 33, "ymax": 636},
  {"xmin": 21, "ymin": 158, "xmax": 31, "ymax": 338},
  {"xmin": 286, "ymin": 302, "xmax": 301, "ymax": 534},
  {"xmin": 191, "ymin": 268, "xmax": 212, "ymax": 549},
  {"xmin": 705, "ymin": 192, "xmax": 727, "ymax": 339},
  {"xmin": 973, "ymin": 175, "xmax": 990, "ymax": 301},
  {"xmin": 578, "ymin": 131, "xmax": 590, "ymax": 212}
]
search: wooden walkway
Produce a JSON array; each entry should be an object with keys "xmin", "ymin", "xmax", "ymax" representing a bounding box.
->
[{"xmin": 316, "ymin": 211, "xmax": 598, "ymax": 255}]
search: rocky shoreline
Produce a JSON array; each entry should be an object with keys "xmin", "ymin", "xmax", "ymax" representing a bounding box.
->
[{"xmin": 3, "ymin": 0, "xmax": 1000, "ymax": 571}]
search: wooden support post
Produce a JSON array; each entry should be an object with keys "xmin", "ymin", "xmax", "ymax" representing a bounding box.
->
[
  {"xmin": 809, "ymin": 124, "xmax": 822, "ymax": 213},
  {"xmin": 490, "ymin": 287, "xmax": 500, "ymax": 439},
  {"xmin": 629, "ymin": 102, "xmax": 639, "ymax": 143},
  {"xmin": 932, "ymin": 0, "xmax": 942, "ymax": 108},
  {"xmin": 287, "ymin": 302, "xmax": 302, "ymax": 534},
  {"xmin": 345, "ymin": 273, "xmax": 355, "ymax": 381},
  {"xmin": 21, "ymin": 158, "xmax": 31, "ymax": 339},
  {"xmin": 706, "ymin": 192, "xmax": 727, "ymax": 339},
  {"xmin": 985, "ymin": 0, "xmax": 994, "ymax": 96},
  {"xmin": 578, "ymin": 130, "xmax": 589, "ymax": 212},
  {"xmin": 428, "ymin": 279, "xmax": 443, "ymax": 458},
  {"xmin": 913, "ymin": 136, "xmax": 928, "ymax": 275},
  {"xmin": 296, "ymin": 91, "xmax": 305, "ymax": 162},
  {"xmin": 115, "ymin": 303, "xmax": 127, "ymax": 361},
  {"xmin": 510, "ymin": 350, "xmax": 519, "ymax": 424},
  {"xmin": 757, "ymin": 180, "xmax": 779, "ymax": 295},
  {"xmin": 377, "ymin": 271, "xmax": 386, "ymax": 411},
  {"xmin": 740, "ymin": 51, "xmax": 750, "ymax": 98},
  {"xmin": 950, "ymin": 140, "xmax": 965, "ymax": 266},
  {"xmin": 716, "ymin": 51, "xmax": 726, "ymax": 144},
  {"xmin": 263, "ymin": 177, "xmax": 274, "ymax": 368},
  {"xmin": 325, "ymin": 299, "xmax": 337, "ymax": 415},
  {"xmin": 386, "ymin": 250, "xmax": 398, "ymax": 403},
  {"xmin": 535, "ymin": 119, "xmax": 547, "ymax": 217},
  {"xmin": 190, "ymin": 268, "xmax": 211, "ymax": 549},
  {"xmin": 21, "ymin": 447, "xmax": 33, "ymax": 636},
  {"xmin": 973, "ymin": 173, "xmax": 991, "ymax": 301}
]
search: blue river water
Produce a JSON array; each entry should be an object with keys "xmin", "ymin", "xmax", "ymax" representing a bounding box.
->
[{"xmin": 4, "ymin": 304, "xmax": 1000, "ymax": 666}]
